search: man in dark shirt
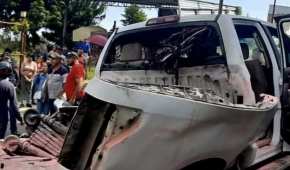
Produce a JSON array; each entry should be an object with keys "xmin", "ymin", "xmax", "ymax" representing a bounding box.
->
[
  {"xmin": 0, "ymin": 48, "xmax": 19, "ymax": 86},
  {"xmin": 0, "ymin": 61, "xmax": 23, "ymax": 138}
]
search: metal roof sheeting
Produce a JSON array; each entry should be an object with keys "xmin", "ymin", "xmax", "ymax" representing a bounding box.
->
[
  {"xmin": 100, "ymin": 0, "xmax": 178, "ymax": 6},
  {"xmin": 180, "ymin": 0, "xmax": 239, "ymax": 15}
]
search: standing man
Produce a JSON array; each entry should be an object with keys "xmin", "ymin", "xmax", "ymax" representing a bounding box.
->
[
  {"xmin": 65, "ymin": 52, "xmax": 85, "ymax": 105},
  {"xmin": 0, "ymin": 61, "xmax": 23, "ymax": 138},
  {"xmin": 32, "ymin": 56, "xmax": 49, "ymax": 115},
  {"xmin": 46, "ymin": 52, "xmax": 68, "ymax": 114},
  {"xmin": 20, "ymin": 54, "xmax": 37, "ymax": 107}
]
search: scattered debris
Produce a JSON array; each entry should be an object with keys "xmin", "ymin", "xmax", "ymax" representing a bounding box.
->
[
  {"xmin": 111, "ymin": 81, "xmax": 279, "ymax": 109},
  {"xmin": 0, "ymin": 107, "xmax": 75, "ymax": 170},
  {"xmin": 257, "ymin": 155, "xmax": 290, "ymax": 170}
]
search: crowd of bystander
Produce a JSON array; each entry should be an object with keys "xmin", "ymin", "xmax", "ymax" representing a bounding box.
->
[{"xmin": 0, "ymin": 46, "xmax": 87, "ymax": 137}]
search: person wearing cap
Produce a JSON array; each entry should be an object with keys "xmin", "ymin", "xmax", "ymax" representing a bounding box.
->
[
  {"xmin": 20, "ymin": 54, "xmax": 37, "ymax": 107},
  {"xmin": 0, "ymin": 48, "xmax": 19, "ymax": 86},
  {"xmin": 0, "ymin": 61, "xmax": 23, "ymax": 138},
  {"xmin": 32, "ymin": 55, "xmax": 49, "ymax": 114},
  {"xmin": 46, "ymin": 52, "xmax": 68, "ymax": 114},
  {"xmin": 64, "ymin": 52, "xmax": 85, "ymax": 105}
]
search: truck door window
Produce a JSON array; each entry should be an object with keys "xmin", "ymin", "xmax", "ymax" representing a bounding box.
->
[
  {"xmin": 263, "ymin": 26, "xmax": 282, "ymax": 70},
  {"xmin": 235, "ymin": 24, "xmax": 273, "ymax": 100},
  {"xmin": 267, "ymin": 27, "xmax": 281, "ymax": 54},
  {"xmin": 281, "ymin": 22, "xmax": 290, "ymax": 67},
  {"xmin": 235, "ymin": 25, "xmax": 268, "ymax": 65}
]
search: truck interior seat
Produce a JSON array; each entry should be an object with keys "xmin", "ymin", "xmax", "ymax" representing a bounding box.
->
[
  {"xmin": 241, "ymin": 43, "xmax": 268, "ymax": 101},
  {"xmin": 240, "ymin": 43, "xmax": 250, "ymax": 60},
  {"xmin": 120, "ymin": 43, "xmax": 142, "ymax": 61},
  {"xmin": 108, "ymin": 43, "xmax": 144, "ymax": 68}
]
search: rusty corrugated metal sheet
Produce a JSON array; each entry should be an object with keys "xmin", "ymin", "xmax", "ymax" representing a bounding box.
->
[
  {"xmin": 0, "ymin": 117, "xmax": 68, "ymax": 170},
  {"xmin": 257, "ymin": 155, "xmax": 290, "ymax": 170}
]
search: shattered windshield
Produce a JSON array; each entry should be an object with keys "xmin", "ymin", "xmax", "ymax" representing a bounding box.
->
[{"xmin": 102, "ymin": 23, "xmax": 226, "ymax": 72}]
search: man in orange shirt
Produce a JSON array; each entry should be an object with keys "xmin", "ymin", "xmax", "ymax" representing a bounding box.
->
[{"xmin": 64, "ymin": 52, "xmax": 85, "ymax": 105}]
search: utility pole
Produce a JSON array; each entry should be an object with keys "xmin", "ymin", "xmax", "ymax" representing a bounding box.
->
[
  {"xmin": 218, "ymin": 0, "xmax": 224, "ymax": 14},
  {"xmin": 271, "ymin": 0, "xmax": 277, "ymax": 23},
  {"xmin": 19, "ymin": 10, "xmax": 27, "ymax": 84},
  {"xmin": 62, "ymin": 0, "xmax": 69, "ymax": 47}
]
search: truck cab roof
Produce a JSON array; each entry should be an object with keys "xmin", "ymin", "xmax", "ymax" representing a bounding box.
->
[{"xmin": 117, "ymin": 14, "xmax": 275, "ymax": 33}]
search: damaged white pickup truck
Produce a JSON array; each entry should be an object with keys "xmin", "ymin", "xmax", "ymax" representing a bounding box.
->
[
  {"xmin": 6, "ymin": 14, "xmax": 290, "ymax": 170},
  {"xmin": 57, "ymin": 14, "xmax": 290, "ymax": 170}
]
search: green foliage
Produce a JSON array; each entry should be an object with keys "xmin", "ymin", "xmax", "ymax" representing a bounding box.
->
[
  {"xmin": 0, "ymin": 30, "xmax": 21, "ymax": 53},
  {"xmin": 121, "ymin": 5, "xmax": 147, "ymax": 26},
  {"xmin": 86, "ymin": 65, "xmax": 95, "ymax": 80},
  {"xmin": 0, "ymin": 0, "xmax": 46, "ymax": 45},
  {"xmin": 29, "ymin": 0, "xmax": 48, "ymax": 30},
  {"xmin": 0, "ymin": 0, "xmax": 105, "ymax": 47},
  {"xmin": 235, "ymin": 7, "xmax": 242, "ymax": 15},
  {"xmin": 0, "ymin": 0, "xmax": 21, "ymax": 21},
  {"xmin": 43, "ymin": 0, "xmax": 105, "ymax": 47}
]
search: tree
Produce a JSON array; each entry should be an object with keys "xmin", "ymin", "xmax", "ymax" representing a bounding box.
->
[
  {"xmin": 0, "ymin": 0, "xmax": 105, "ymax": 47},
  {"xmin": 43, "ymin": 0, "xmax": 105, "ymax": 47},
  {"xmin": 121, "ymin": 5, "xmax": 147, "ymax": 26},
  {"xmin": 0, "ymin": 0, "xmax": 21, "ymax": 22},
  {"xmin": 0, "ymin": 0, "xmax": 48, "ymax": 46},
  {"xmin": 235, "ymin": 7, "xmax": 242, "ymax": 15},
  {"xmin": 28, "ymin": 0, "xmax": 49, "ymax": 44}
]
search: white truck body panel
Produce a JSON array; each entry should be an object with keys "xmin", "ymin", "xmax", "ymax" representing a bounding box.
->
[
  {"xmin": 86, "ymin": 77, "xmax": 277, "ymax": 169},
  {"xmin": 73, "ymin": 15, "xmax": 281, "ymax": 169}
]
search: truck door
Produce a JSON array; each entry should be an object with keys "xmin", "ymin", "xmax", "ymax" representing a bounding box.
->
[{"xmin": 275, "ymin": 15, "xmax": 290, "ymax": 144}]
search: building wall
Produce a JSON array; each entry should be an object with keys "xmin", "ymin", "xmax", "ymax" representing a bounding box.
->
[
  {"xmin": 73, "ymin": 26, "xmax": 107, "ymax": 42},
  {"xmin": 268, "ymin": 4, "xmax": 290, "ymax": 22}
]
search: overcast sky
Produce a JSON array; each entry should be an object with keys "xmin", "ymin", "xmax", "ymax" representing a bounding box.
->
[{"xmin": 99, "ymin": 0, "xmax": 290, "ymax": 30}]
